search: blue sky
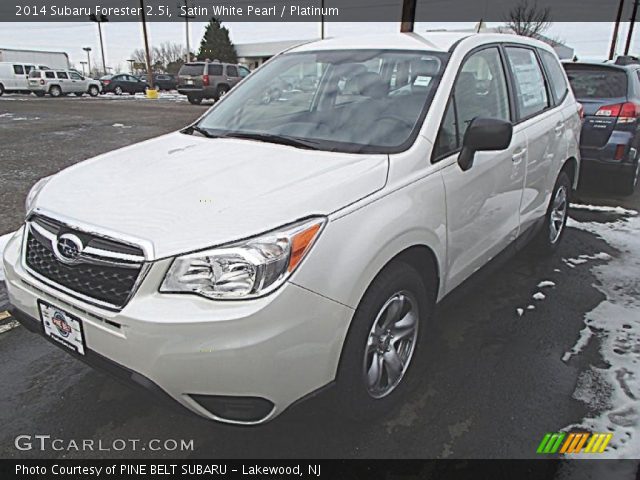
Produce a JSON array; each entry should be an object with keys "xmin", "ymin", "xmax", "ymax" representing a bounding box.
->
[{"xmin": 0, "ymin": 22, "xmax": 637, "ymax": 71}]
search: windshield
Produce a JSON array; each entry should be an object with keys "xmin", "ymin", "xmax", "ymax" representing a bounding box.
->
[
  {"xmin": 194, "ymin": 49, "xmax": 448, "ymax": 153},
  {"xmin": 564, "ymin": 65, "xmax": 628, "ymax": 99}
]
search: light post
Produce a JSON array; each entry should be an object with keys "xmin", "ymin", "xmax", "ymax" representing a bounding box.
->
[
  {"xmin": 83, "ymin": 47, "xmax": 92, "ymax": 77},
  {"xmin": 79, "ymin": 61, "xmax": 87, "ymax": 76},
  {"xmin": 127, "ymin": 59, "xmax": 135, "ymax": 74},
  {"xmin": 89, "ymin": 13, "xmax": 109, "ymax": 76},
  {"xmin": 180, "ymin": 0, "xmax": 195, "ymax": 62},
  {"xmin": 139, "ymin": 0, "xmax": 156, "ymax": 94}
]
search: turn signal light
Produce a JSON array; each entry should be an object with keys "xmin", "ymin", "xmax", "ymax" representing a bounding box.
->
[{"xmin": 203, "ymin": 74, "xmax": 210, "ymax": 86}]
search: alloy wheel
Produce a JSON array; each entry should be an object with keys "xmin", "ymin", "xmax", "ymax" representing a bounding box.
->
[
  {"xmin": 549, "ymin": 185, "xmax": 568, "ymax": 244},
  {"xmin": 363, "ymin": 291, "xmax": 419, "ymax": 399}
]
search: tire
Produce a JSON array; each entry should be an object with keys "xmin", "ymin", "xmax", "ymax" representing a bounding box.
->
[
  {"xmin": 617, "ymin": 161, "xmax": 639, "ymax": 196},
  {"xmin": 216, "ymin": 84, "xmax": 229, "ymax": 100},
  {"xmin": 187, "ymin": 95, "xmax": 202, "ymax": 105},
  {"xmin": 334, "ymin": 260, "xmax": 433, "ymax": 421},
  {"xmin": 0, "ymin": 83, "xmax": 4, "ymax": 96},
  {"xmin": 49, "ymin": 85, "xmax": 62, "ymax": 98},
  {"xmin": 533, "ymin": 171, "xmax": 571, "ymax": 254},
  {"xmin": 114, "ymin": 86, "xmax": 123, "ymax": 95},
  {"xmin": 88, "ymin": 85, "xmax": 99, "ymax": 97}
]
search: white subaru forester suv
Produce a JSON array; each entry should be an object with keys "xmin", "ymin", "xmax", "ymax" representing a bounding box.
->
[{"xmin": 3, "ymin": 32, "xmax": 580, "ymax": 425}]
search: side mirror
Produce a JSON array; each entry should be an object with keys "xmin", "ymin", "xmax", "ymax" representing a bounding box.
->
[{"xmin": 458, "ymin": 117, "xmax": 513, "ymax": 171}]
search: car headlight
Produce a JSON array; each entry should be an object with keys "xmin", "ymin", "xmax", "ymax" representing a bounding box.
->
[
  {"xmin": 25, "ymin": 175, "xmax": 52, "ymax": 214},
  {"xmin": 160, "ymin": 217, "xmax": 326, "ymax": 299}
]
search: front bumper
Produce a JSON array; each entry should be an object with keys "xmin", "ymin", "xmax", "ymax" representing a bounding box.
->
[{"xmin": 3, "ymin": 229, "xmax": 353, "ymax": 424}]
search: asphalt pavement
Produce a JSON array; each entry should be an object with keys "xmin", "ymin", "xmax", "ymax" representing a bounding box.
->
[{"xmin": 0, "ymin": 94, "xmax": 638, "ymax": 461}]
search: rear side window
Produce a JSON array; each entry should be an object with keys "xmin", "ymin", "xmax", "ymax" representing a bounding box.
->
[
  {"xmin": 13, "ymin": 65, "xmax": 24, "ymax": 75},
  {"xmin": 45, "ymin": 71, "xmax": 55, "ymax": 79},
  {"xmin": 208, "ymin": 64, "xmax": 223, "ymax": 76},
  {"xmin": 56, "ymin": 72, "xmax": 68, "ymax": 79},
  {"xmin": 564, "ymin": 65, "xmax": 628, "ymax": 99},
  {"xmin": 505, "ymin": 47, "xmax": 550, "ymax": 119},
  {"xmin": 226, "ymin": 65, "xmax": 239, "ymax": 77},
  {"xmin": 539, "ymin": 50, "xmax": 569, "ymax": 103},
  {"xmin": 179, "ymin": 64, "xmax": 205, "ymax": 76}
]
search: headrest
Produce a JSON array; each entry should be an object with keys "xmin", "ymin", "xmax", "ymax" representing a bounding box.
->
[{"xmin": 356, "ymin": 72, "xmax": 388, "ymax": 99}]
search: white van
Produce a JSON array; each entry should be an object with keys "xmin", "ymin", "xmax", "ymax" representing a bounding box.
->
[{"xmin": 0, "ymin": 62, "xmax": 40, "ymax": 95}]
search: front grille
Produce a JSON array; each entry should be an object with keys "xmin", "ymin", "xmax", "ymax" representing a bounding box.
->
[{"xmin": 24, "ymin": 216, "xmax": 145, "ymax": 310}]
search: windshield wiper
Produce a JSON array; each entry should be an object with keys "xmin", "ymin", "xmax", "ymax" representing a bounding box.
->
[
  {"xmin": 185, "ymin": 125, "xmax": 216, "ymax": 138},
  {"xmin": 218, "ymin": 132, "xmax": 322, "ymax": 150}
]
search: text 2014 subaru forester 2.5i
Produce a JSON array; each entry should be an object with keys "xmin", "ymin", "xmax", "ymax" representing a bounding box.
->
[{"xmin": 4, "ymin": 33, "xmax": 581, "ymax": 425}]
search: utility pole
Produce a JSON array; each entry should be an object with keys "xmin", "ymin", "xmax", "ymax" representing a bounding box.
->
[
  {"xmin": 140, "ymin": 0, "xmax": 155, "ymax": 91},
  {"xmin": 89, "ymin": 14, "xmax": 109, "ymax": 76},
  {"xmin": 400, "ymin": 0, "xmax": 417, "ymax": 33},
  {"xmin": 320, "ymin": 0, "xmax": 325, "ymax": 39},
  {"xmin": 179, "ymin": 0, "xmax": 195, "ymax": 62},
  {"xmin": 625, "ymin": 0, "xmax": 639, "ymax": 55},
  {"xmin": 82, "ymin": 47, "xmax": 92, "ymax": 77},
  {"xmin": 610, "ymin": 0, "xmax": 625, "ymax": 59}
]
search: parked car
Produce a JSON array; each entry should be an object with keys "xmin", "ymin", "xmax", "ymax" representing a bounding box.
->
[
  {"xmin": 177, "ymin": 61, "xmax": 250, "ymax": 104},
  {"xmin": 153, "ymin": 73, "xmax": 177, "ymax": 91},
  {"xmin": 564, "ymin": 60, "xmax": 640, "ymax": 194},
  {"xmin": 100, "ymin": 74, "xmax": 149, "ymax": 95},
  {"xmin": 4, "ymin": 33, "xmax": 580, "ymax": 425},
  {"xmin": 0, "ymin": 62, "xmax": 38, "ymax": 95},
  {"xmin": 28, "ymin": 69, "xmax": 101, "ymax": 97}
]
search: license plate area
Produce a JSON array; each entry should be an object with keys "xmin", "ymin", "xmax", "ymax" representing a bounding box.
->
[{"xmin": 38, "ymin": 300, "xmax": 86, "ymax": 355}]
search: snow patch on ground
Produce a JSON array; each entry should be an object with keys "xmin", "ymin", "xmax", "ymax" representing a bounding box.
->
[
  {"xmin": 537, "ymin": 280, "xmax": 556, "ymax": 288},
  {"xmin": 532, "ymin": 292, "xmax": 546, "ymax": 301},
  {"xmin": 570, "ymin": 203, "xmax": 638, "ymax": 216},
  {"xmin": 0, "ymin": 233, "xmax": 13, "ymax": 282},
  {"xmin": 562, "ymin": 206, "xmax": 640, "ymax": 458},
  {"xmin": 112, "ymin": 123, "xmax": 132, "ymax": 129}
]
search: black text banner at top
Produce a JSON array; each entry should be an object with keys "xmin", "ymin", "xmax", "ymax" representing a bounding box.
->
[{"xmin": 0, "ymin": 0, "xmax": 629, "ymax": 22}]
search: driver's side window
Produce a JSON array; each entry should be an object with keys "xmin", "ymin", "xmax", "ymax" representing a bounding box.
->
[{"xmin": 433, "ymin": 47, "xmax": 510, "ymax": 161}]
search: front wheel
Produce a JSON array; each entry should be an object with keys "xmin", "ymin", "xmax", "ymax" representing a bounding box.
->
[
  {"xmin": 533, "ymin": 171, "xmax": 571, "ymax": 254},
  {"xmin": 334, "ymin": 261, "xmax": 433, "ymax": 420},
  {"xmin": 88, "ymin": 85, "xmax": 99, "ymax": 97}
]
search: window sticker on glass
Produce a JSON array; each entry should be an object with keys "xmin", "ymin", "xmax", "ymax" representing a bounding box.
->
[{"xmin": 414, "ymin": 76, "xmax": 431, "ymax": 87}]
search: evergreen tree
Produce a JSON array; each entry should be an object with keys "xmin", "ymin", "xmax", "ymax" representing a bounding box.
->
[{"xmin": 197, "ymin": 18, "xmax": 237, "ymax": 63}]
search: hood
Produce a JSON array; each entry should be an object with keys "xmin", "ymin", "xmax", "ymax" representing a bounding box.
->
[{"xmin": 34, "ymin": 132, "xmax": 388, "ymax": 259}]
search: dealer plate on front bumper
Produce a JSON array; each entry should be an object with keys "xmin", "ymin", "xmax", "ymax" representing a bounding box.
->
[{"xmin": 38, "ymin": 300, "xmax": 86, "ymax": 355}]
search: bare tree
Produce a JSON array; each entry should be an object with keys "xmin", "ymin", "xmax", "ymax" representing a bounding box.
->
[
  {"xmin": 504, "ymin": 0, "xmax": 552, "ymax": 38},
  {"xmin": 131, "ymin": 42, "xmax": 184, "ymax": 73}
]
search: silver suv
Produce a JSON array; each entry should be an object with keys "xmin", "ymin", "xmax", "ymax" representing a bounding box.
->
[
  {"xmin": 177, "ymin": 61, "xmax": 250, "ymax": 104},
  {"xmin": 28, "ymin": 69, "xmax": 101, "ymax": 98}
]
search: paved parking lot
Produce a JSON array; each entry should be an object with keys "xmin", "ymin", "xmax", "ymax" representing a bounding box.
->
[{"xmin": 0, "ymin": 95, "xmax": 638, "ymax": 462}]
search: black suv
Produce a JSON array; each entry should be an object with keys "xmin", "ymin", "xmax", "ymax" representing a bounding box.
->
[
  {"xmin": 564, "ymin": 59, "xmax": 640, "ymax": 194},
  {"xmin": 177, "ymin": 61, "xmax": 250, "ymax": 104}
]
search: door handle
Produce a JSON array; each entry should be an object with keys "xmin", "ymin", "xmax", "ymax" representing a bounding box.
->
[
  {"xmin": 512, "ymin": 147, "xmax": 527, "ymax": 164},
  {"xmin": 554, "ymin": 123, "xmax": 564, "ymax": 135}
]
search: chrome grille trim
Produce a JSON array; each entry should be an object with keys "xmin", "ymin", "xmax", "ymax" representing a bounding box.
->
[{"xmin": 22, "ymin": 214, "xmax": 151, "ymax": 311}]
